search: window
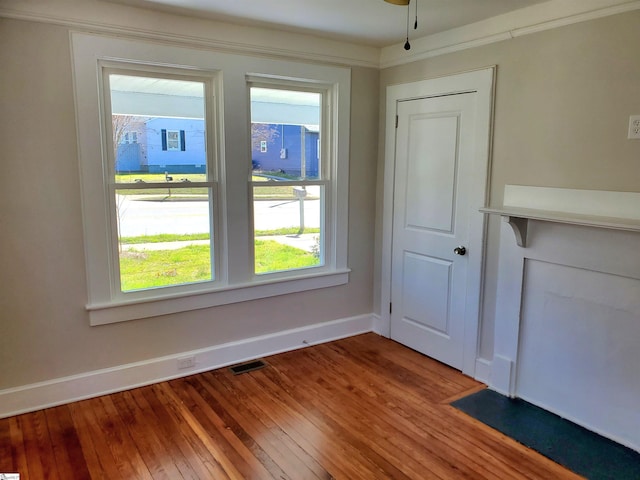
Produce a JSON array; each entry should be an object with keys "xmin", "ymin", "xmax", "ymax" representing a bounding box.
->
[
  {"xmin": 72, "ymin": 33, "xmax": 350, "ymax": 325},
  {"xmin": 162, "ymin": 129, "xmax": 185, "ymax": 151},
  {"xmin": 250, "ymin": 86, "xmax": 325, "ymax": 274},
  {"xmin": 122, "ymin": 131, "xmax": 138, "ymax": 144},
  {"xmin": 105, "ymin": 70, "xmax": 215, "ymax": 293}
]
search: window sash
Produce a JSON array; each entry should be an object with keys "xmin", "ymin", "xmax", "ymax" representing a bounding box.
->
[
  {"xmin": 102, "ymin": 67, "xmax": 218, "ymax": 298},
  {"xmin": 251, "ymin": 180, "xmax": 328, "ymax": 275},
  {"xmin": 248, "ymin": 82, "xmax": 331, "ymax": 276},
  {"xmin": 249, "ymin": 83, "xmax": 326, "ymax": 182}
]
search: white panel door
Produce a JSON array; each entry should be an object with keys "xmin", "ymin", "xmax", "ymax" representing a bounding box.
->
[{"xmin": 390, "ymin": 92, "xmax": 476, "ymax": 369}]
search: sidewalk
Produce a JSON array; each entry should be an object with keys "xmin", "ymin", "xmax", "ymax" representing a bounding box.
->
[{"xmin": 263, "ymin": 234, "xmax": 318, "ymax": 252}]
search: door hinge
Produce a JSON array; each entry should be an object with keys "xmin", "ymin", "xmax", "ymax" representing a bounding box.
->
[
  {"xmin": 389, "ymin": 302, "xmax": 392, "ymax": 314},
  {"xmin": 395, "ymin": 115, "xmax": 398, "ymax": 128}
]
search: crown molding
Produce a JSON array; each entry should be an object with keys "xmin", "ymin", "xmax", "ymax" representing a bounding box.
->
[
  {"xmin": 2, "ymin": 0, "xmax": 639, "ymax": 70},
  {"xmin": 380, "ymin": 0, "xmax": 640, "ymax": 68},
  {"xmin": 0, "ymin": 0, "xmax": 380, "ymax": 69}
]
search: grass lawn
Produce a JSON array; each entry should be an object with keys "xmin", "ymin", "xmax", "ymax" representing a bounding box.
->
[
  {"xmin": 118, "ymin": 228, "xmax": 319, "ymax": 245},
  {"xmin": 119, "ymin": 245, "xmax": 211, "ymax": 291},
  {"xmin": 254, "ymin": 239, "xmax": 319, "ymax": 273},
  {"xmin": 119, "ymin": 239, "xmax": 319, "ymax": 291},
  {"xmin": 119, "ymin": 233, "xmax": 210, "ymax": 245},
  {"xmin": 116, "ymin": 173, "xmax": 205, "ymax": 183}
]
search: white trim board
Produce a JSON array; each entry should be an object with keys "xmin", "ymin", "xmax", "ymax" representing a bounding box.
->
[
  {"xmin": 0, "ymin": 314, "xmax": 374, "ymax": 419},
  {"xmin": 474, "ymin": 358, "xmax": 492, "ymax": 386}
]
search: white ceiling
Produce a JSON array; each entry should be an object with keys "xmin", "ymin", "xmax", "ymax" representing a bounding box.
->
[{"xmin": 105, "ymin": 0, "xmax": 549, "ymax": 47}]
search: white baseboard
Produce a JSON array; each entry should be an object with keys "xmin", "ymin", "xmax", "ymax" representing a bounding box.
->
[
  {"xmin": 474, "ymin": 357, "xmax": 492, "ymax": 385},
  {"xmin": 371, "ymin": 313, "xmax": 390, "ymax": 337},
  {"xmin": 489, "ymin": 354, "xmax": 514, "ymax": 397},
  {"xmin": 0, "ymin": 314, "xmax": 374, "ymax": 419}
]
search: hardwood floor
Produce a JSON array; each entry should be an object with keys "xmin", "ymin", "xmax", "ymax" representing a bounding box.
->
[{"xmin": 0, "ymin": 333, "xmax": 582, "ymax": 479}]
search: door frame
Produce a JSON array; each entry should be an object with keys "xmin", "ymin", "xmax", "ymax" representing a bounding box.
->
[{"xmin": 379, "ymin": 67, "xmax": 495, "ymax": 378}]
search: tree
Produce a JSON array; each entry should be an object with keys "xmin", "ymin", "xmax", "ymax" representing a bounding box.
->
[
  {"xmin": 112, "ymin": 114, "xmax": 138, "ymax": 157},
  {"xmin": 111, "ymin": 114, "xmax": 141, "ymax": 252},
  {"xmin": 251, "ymin": 122, "xmax": 280, "ymax": 151}
]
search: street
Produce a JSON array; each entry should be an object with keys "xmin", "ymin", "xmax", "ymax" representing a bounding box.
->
[{"xmin": 117, "ymin": 195, "xmax": 320, "ymax": 237}]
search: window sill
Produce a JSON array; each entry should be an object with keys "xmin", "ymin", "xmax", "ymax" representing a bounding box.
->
[{"xmin": 87, "ymin": 269, "xmax": 350, "ymax": 326}]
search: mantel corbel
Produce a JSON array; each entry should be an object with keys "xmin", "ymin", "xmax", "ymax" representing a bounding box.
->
[{"xmin": 502, "ymin": 215, "xmax": 528, "ymax": 247}]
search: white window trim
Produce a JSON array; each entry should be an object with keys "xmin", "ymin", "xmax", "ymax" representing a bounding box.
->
[
  {"xmin": 71, "ymin": 32, "xmax": 351, "ymax": 325},
  {"xmin": 88, "ymin": 268, "xmax": 350, "ymax": 325}
]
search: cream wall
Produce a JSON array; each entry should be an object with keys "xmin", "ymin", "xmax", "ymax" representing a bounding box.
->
[
  {"xmin": 2, "ymin": 3, "xmax": 639, "ymax": 396},
  {"xmin": 0, "ymin": 17, "xmax": 378, "ymax": 390},
  {"xmin": 377, "ymin": 11, "xmax": 640, "ymax": 360}
]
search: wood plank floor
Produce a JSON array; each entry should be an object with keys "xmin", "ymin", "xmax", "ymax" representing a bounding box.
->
[{"xmin": 0, "ymin": 333, "xmax": 583, "ymax": 479}]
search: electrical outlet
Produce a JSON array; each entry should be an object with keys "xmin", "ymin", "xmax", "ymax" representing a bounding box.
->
[
  {"xmin": 628, "ymin": 115, "xmax": 640, "ymax": 139},
  {"xmin": 177, "ymin": 355, "xmax": 196, "ymax": 369}
]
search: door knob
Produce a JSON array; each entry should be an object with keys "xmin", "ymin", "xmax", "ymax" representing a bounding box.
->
[{"xmin": 453, "ymin": 246, "xmax": 467, "ymax": 256}]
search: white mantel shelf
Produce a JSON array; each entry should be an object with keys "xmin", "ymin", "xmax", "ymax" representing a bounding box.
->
[{"xmin": 480, "ymin": 207, "xmax": 640, "ymax": 247}]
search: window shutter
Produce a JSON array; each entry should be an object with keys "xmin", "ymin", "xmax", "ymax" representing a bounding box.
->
[
  {"xmin": 161, "ymin": 129, "xmax": 167, "ymax": 151},
  {"xmin": 180, "ymin": 130, "xmax": 186, "ymax": 151}
]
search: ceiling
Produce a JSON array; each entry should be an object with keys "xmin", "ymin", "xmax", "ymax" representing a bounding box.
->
[{"xmin": 105, "ymin": 0, "xmax": 549, "ymax": 48}]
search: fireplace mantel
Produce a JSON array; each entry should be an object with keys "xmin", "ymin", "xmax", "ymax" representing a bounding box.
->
[
  {"xmin": 488, "ymin": 185, "xmax": 640, "ymax": 452},
  {"xmin": 481, "ymin": 206, "xmax": 640, "ymax": 247},
  {"xmin": 481, "ymin": 186, "xmax": 640, "ymax": 247}
]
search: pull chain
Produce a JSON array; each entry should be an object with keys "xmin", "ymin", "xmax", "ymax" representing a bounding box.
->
[{"xmin": 404, "ymin": 1, "xmax": 411, "ymax": 50}]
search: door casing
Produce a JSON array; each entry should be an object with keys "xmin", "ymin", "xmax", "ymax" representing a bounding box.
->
[{"xmin": 379, "ymin": 67, "xmax": 495, "ymax": 378}]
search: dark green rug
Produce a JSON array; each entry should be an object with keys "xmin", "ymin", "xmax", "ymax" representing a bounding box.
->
[{"xmin": 452, "ymin": 389, "xmax": 640, "ymax": 480}]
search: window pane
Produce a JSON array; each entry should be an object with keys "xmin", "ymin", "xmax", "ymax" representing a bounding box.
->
[
  {"xmin": 115, "ymin": 187, "xmax": 212, "ymax": 291},
  {"xmin": 110, "ymin": 74, "xmax": 207, "ymax": 182},
  {"xmin": 253, "ymin": 184, "xmax": 322, "ymax": 274},
  {"xmin": 250, "ymin": 87, "xmax": 321, "ymax": 181}
]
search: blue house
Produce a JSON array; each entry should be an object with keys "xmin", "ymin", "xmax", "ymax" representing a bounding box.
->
[
  {"xmin": 116, "ymin": 141, "xmax": 144, "ymax": 172},
  {"xmin": 115, "ymin": 117, "xmax": 206, "ymax": 174},
  {"xmin": 251, "ymin": 123, "xmax": 319, "ymax": 178},
  {"xmin": 113, "ymin": 87, "xmax": 320, "ymax": 176},
  {"xmin": 143, "ymin": 117, "xmax": 206, "ymax": 174},
  {"xmin": 115, "ymin": 117, "xmax": 318, "ymax": 177}
]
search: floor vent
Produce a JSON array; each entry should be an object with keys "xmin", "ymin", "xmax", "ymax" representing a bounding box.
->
[{"xmin": 229, "ymin": 359, "xmax": 267, "ymax": 375}]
